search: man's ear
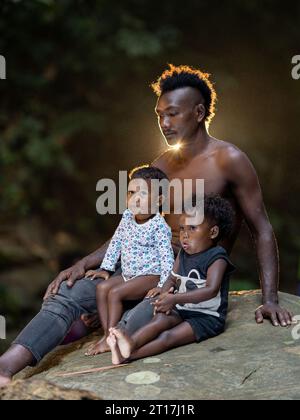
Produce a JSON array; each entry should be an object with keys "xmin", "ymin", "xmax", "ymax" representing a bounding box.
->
[
  {"xmin": 195, "ymin": 103, "xmax": 206, "ymax": 123},
  {"xmin": 210, "ymin": 225, "xmax": 219, "ymax": 240}
]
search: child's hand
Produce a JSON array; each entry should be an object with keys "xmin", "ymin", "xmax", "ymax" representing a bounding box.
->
[
  {"xmin": 159, "ymin": 287, "xmax": 175, "ymax": 300},
  {"xmin": 153, "ymin": 293, "xmax": 176, "ymax": 315},
  {"xmin": 146, "ymin": 287, "xmax": 162, "ymax": 299},
  {"xmin": 85, "ymin": 270, "xmax": 110, "ymax": 281}
]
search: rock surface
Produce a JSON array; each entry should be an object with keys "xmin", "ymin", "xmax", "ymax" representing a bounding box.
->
[
  {"xmin": 0, "ymin": 379, "xmax": 101, "ymax": 400},
  {"xmin": 4, "ymin": 290, "xmax": 300, "ymax": 400}
]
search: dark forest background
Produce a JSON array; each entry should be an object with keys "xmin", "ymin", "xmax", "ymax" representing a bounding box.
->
[{"xmin": 1, "ymin": 0, "xmax": 300, "ymax": 350}]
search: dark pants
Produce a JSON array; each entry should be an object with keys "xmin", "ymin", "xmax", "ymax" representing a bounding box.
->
[{"xmin": 13, "ymin": 271, "xmax": 155, "ymax": 364}]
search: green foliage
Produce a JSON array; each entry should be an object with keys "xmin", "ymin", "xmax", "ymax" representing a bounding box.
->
[
  {"xmin": 0, "ymin": 0, "xmax": 179, "ymax": 224},
  {"xmin": 0, "ymin": 284, "xmax": 19, "ymax": 316},
  {"xmin": 0, "ymin": 115, "xmax": 75, "ymax": 217}
]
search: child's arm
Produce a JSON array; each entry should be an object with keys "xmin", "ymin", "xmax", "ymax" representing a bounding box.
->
[
  {"xmin": 100, "ymin": 212, "xmax": 128, "ymax": 272},
  {"xmin": 145, "ymin": 252, "xmax": 179, "ymax": 300},
  {"xmin": 160, "ymin": 253, "xmax": 180, "ymax": 294},
  {"xmin": 155, "ymin": 259, "xmax": 228, "ymax": 314},
  {"xmin": 155, "ymin": 223, "xmax": 175, "ymax": 288}
]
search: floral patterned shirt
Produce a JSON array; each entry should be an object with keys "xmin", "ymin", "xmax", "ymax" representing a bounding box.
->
[{"xmin": 101, "ymin": 209, "xmax": 174, "ymax": 286}]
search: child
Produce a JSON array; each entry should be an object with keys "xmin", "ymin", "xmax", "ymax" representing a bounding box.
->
[
  {"xmin": 107, "ymin": 194, "xmax": 235, "ymax": 364},
  {"xmin": 85, "ymin": 166, "xmax": 174, "ymax": 355}
]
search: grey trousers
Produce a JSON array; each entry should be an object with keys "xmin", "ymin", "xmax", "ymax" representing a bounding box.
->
[{"xmin": 13, "ymin": 269, "xmax": 154, "ymax": 364}]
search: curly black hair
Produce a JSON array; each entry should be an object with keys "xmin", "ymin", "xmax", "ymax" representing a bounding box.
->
[
  {"xmin": 129, "ymin": 165, "xmax": 169, "ymax": 183},
  {"xmin": 186, "ymin": 194, "xmax": 235, "ymax": 241},
  {"xmin": 151, "ymin": 64, "xmax": 217, "ymax": 124}
]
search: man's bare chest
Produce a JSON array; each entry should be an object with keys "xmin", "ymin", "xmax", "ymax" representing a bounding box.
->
[{"xmin": 162, "ymin": 156, "xmax": 228, "ymax": 195}]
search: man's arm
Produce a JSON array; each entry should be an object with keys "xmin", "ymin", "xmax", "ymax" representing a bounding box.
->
[
  {"xmin": 43, "ymin": 239, "xmax": 111, "ymax": 300},
  {"xmin": 224, "ymin": 147, "xmax": 293, "ymax": 326},
  {"xmin": 81, "ymin": 240, "xmax": 111, "ymax": 270}
]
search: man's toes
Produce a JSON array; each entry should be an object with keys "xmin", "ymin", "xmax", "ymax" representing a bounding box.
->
[{"xmin": 85, "ymin": 344, "xmax": 97, "ymax": 356}]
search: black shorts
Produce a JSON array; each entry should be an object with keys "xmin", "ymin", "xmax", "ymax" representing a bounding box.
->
[{"xmin": 176, "ymin": 309, "xmax": 225, "ymax": 343}]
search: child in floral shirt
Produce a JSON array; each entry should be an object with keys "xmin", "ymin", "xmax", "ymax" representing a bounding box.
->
[{"xmin": 85, "ymin": 166, "xmax": 174, "ymax": 355}]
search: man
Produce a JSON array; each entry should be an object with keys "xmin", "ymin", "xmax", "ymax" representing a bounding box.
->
[{"xmin": 0, "ymin": 65, "xmax": 292, "ymax": 387}]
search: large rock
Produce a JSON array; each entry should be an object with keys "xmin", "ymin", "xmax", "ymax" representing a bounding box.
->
[
  {"xmin": 0, "ymin": 379, "xmax": 101, "ymax": 400},
  {"xmin": 7, "ymin": 291, "xmax": 300, "ymax": 400}
]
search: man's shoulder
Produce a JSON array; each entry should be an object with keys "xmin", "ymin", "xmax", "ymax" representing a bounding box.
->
[
  {"xmin": 212, "ymin": 139, "xmax": 257, "ymax": 184},
  {"xmin": 212, "ymin": 139, "xmax": 250, "ymax": 170},
  {"xmin": 213, "ymin": 138, "xmax": 244, "ymax": 159}
]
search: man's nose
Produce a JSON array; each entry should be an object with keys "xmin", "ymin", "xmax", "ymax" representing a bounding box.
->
[{"xmin": 160, "ymin": 116, "xmax": 171, "ymax": 130}]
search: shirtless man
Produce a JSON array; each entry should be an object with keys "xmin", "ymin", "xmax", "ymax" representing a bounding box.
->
[{"xmin": 0, "ymin": 65, "xmax": 292, "ymax": 387}]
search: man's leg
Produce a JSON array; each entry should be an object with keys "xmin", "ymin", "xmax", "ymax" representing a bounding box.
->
[
  {"xmin": 0, "ymin": 276, "xmax": 103, "ymax": 384},
  {"xmin": 67, "ymin": 262, "xmax": 123, "ymax": 339},
  {"xmin": 119, "ymin": 298, "xmax": 156, "ymax": 335},
  {"xmin": 0, "ymin": 345, "xmax": 33, "ymax": 387}
]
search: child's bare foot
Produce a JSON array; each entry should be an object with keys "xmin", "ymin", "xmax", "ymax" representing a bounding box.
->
[
  {"xmin": 85, "ymin": 337, "xmax": 110, "ymax": 356},
  {"xmin": 107, "ymin": 333, "xmax": 125, "ymax": 365},
  {"xmin": 0, "ymin": 373, "xmax": 12, "ymax": 388},
  {"xmin": 110, "ymin": 327, "xmax": 134, "ymax": 359}
]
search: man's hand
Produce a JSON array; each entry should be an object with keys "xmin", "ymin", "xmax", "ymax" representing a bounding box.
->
[
  {"xmin": 85, "ymin": 270, "xmax": 110, "ymax": 281},
  {"xmin": 255, "ymin": 303, "xmax": 293, "ymax": 327},
  {"xmin": 43, "ymin": 261, "xmax": 87, "ymax": 301},
  {"xmin": 154, "ymin": 291, "xmax": 176, "ymax": 315},
  {"xmin": 146, "ymin": 287, "xmax": 162, "ymax": 299}
]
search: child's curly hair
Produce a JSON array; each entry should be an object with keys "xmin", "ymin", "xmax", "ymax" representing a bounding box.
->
[{"xmin": 187, "ymin": 194, "xmax": 235, "ymax": 241}]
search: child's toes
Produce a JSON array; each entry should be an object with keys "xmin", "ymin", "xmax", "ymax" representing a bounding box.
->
[{"xmin": 107, "ymin": 334, "xmax": 116, "ymax": 348}]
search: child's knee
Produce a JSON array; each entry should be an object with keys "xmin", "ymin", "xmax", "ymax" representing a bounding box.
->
[
  {"xmin": 108, "ymin": 287, "xmax": 122, "ymax": 301},
  {"xmin": 96, "ymin": 280, "xmax": 110, "ymax": 295}
]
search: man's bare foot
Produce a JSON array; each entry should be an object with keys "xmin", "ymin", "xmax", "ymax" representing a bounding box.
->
[
  {"xmin": 110, "ymin": 327, "xmax": 134, "ymax": 359},
  {"xmin": 107, "ymin": 333, "xmax": 125, "ymax": 365},
  {"xmin": 0, "ymin": 373, "xmax": 12, "ymax": 388},
  {"xmin": 85, "ymin": 337, "xmax": 110, "ymax": 356}
]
